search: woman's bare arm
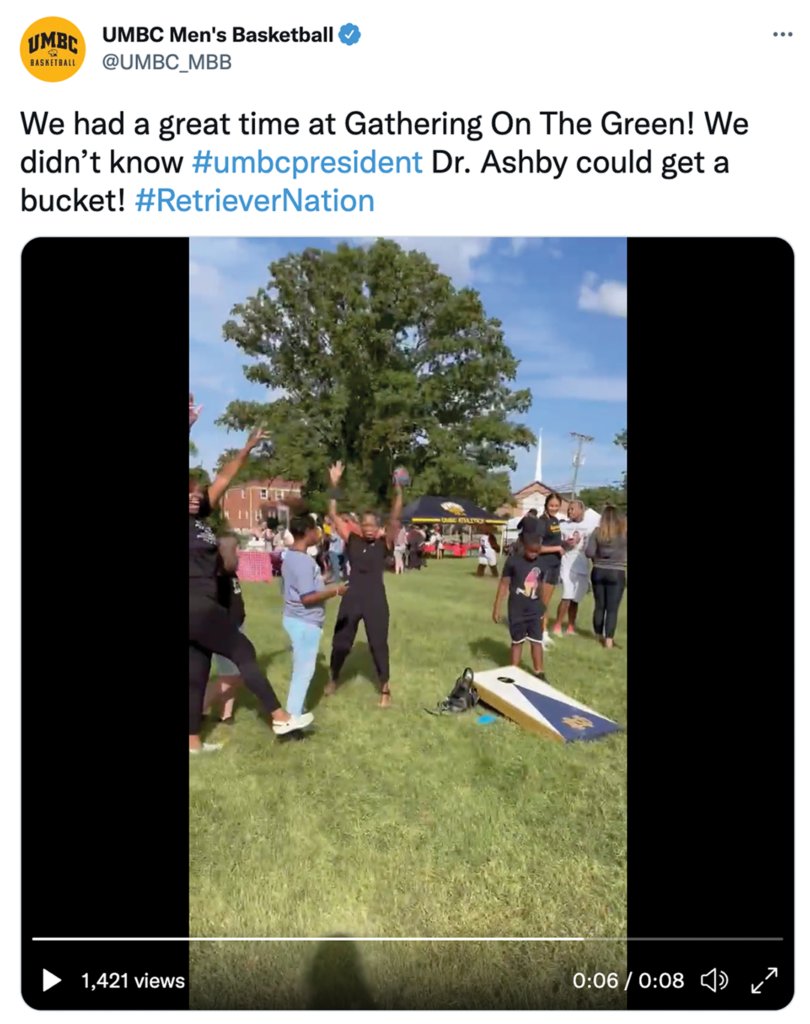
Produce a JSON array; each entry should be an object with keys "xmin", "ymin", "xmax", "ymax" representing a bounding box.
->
[{"xmin": 208, "ymin": 427, "xmax": 269, "ymax": 508}]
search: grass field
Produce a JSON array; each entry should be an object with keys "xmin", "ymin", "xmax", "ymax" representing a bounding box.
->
[{"xmin": 189, "ymin": 556, "xmax": 627, "ymax": 1009}]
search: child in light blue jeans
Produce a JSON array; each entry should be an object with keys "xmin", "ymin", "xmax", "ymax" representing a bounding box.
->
[{"xmin": 281, "ymin": 516, "xmax": 347, "ymax": 715}]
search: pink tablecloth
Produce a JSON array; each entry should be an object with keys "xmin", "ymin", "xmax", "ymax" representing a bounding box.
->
[{"xmin": 236, "ymin": 550, "xmax": 273, "ymax": 581}]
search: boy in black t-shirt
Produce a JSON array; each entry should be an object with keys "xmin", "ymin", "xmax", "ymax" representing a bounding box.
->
[{"xmin": 492, "ymin": 524, "xmax": 547, "ymax": 679}]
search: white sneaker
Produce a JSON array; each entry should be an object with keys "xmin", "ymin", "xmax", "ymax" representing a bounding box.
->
[
  {"xmin": 190, "ymin": 743, "xmax": 222, "ymax": 755},
  {"xmin": 542, "ymin": 632, "xmax": 554, "ymax": 647},
  {"xmin": 272, "ymin": 712, "xmax": 314, "ymax": 735}
]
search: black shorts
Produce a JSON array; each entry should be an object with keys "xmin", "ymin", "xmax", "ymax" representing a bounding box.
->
[
  {"xmin": 542, "ymin": 563, "xmax": 560, "ymax": 586},
  {"xmin": 509, "ymin": 616, "xmax": 544, "ymax": 644}
]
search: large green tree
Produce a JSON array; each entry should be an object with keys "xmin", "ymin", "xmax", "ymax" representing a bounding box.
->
[
  {"xmin": 579, "ymin": 485, "xmax": 627, "ymax": 515},
  {"xmin": 216, "ymin": 240, "xmax": 534, "ymax": 512}
]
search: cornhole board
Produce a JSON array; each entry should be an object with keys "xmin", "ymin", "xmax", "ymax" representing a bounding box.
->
[{"xmin": 472, "ymin": 666, "xmax": 622, "ymax": 743}]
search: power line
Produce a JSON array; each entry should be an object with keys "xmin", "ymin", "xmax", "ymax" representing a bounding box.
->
[{"xmin": 570, "ymin": 432, "xmax": 594, "ymax": 499}]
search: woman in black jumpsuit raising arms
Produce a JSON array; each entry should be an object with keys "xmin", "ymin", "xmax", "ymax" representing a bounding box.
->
[
  {"xmin": 324, "ymin": 461, "xmax": 403, "ymax": 707},
  {"xmin": 189, "ymin": 396, "xmax": 313, "ymax": 750}
]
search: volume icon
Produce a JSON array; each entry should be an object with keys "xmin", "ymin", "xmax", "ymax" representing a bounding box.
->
[{"xmin": 701, "ymin": 968, "xmax": 729, "ymax": 992}]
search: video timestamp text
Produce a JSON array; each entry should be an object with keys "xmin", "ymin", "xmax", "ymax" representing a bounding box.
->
[{"xmin": 573, "ymin": 972, "xmax": 685, "ymax": 991}]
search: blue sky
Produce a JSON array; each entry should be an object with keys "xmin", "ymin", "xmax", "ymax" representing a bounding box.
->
[{"xmin": 189, "ymin": 237, "xmax": 627, "ymax": 490}]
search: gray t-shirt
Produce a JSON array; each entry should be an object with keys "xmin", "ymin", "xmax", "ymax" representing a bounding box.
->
[
  {"xmin": 282, "ymin": 550, "xmax": 326, "ymax": 626},
  {"xmin": 585, "ymin": 530, "xmax": 628, "ymax": 570}
]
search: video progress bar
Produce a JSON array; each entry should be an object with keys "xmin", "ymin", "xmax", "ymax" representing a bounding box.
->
[{"xmin": 31, "ymin": 936, "xmax": 785, "ymax": 943}]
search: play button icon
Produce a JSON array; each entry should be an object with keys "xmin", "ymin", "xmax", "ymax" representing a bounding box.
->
[{"xmin": 42, "ymin": 969, "xmax": 61, "ymax": 992}]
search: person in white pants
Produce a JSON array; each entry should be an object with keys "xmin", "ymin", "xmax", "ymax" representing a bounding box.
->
[
  {"xmin": 477, "ymin": 532, "xmax": 500, "ymax": 577},
  {"xmin": 553, "ymin": 500, "xmax": 592, "ymax": 636}
]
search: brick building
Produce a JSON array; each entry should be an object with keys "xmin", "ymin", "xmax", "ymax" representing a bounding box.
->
[
  {"xmin": 496, "ymin": 480, "xmax": 571, "ymax": 520},
  {"xmin": 221, "ymin": 478, "xmax": 303, "ymax": 532}
]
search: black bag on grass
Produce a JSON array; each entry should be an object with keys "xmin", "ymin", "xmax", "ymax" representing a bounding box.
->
[{"xmin": 426, "ymin": 667, "xmax": 480, "ymax": 715}]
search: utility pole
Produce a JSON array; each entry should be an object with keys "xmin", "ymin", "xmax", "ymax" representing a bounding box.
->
[{"xmin": 570, "ymin": 432, "xmax": 594, "ymax": 499}]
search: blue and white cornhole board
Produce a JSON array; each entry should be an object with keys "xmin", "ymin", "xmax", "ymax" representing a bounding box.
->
[{"xmin": 472, "ymin": 666, "xmax": 622, "ymax": 743}]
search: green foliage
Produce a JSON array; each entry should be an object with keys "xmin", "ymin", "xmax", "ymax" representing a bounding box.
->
[
  {"xmin": 613, "ymin": 427, "xmax": 627, "ymax": 496},
  {"xmin": 578, "ymin": 485, "xmax": 627, "ymax": 514},
  {"xmin": 216, "ymin": 240, "xmax": 534, "ymax": 512}
]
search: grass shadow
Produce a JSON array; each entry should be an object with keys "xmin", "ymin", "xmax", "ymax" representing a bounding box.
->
[
  {"xmin": 469, "ymin": 636, "xmax": 513, "ymax": 667},
  {"xmin": 304, "ymin": 653, "xmax": 332, "ymax": 709},
  {"xmin": 305, "ymin": 938, "xmax": 376, "ymax": 1010},
  {"xmin": 333, "ymin": 641, "xmax": 381, "ymax": 689},
  {"xmin": 257, "ymin": 648, "xmax": 291, "ymax": 675}
]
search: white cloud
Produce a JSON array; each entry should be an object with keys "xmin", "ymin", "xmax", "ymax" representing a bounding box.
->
[
  {"xmin": 189, "ymin": 261, "xmax": 224, "ymax": 298},
  {"xmin": 189, "ymin": 237, "xmax": 275, "ymax": 271},
  {"xmin": 578, "ymin": 272, "xmax": 627, "ymax": 318},
  {"xmin": 508, "ymin": 237, "xmax": 530, "ymax": 255},
  {"xmin": 189, "ymin": 374, "xmax": 233, "ymax": 395},
  {"xmin": 354, "ymin": 236, "xmax": 493, "ymax": 285}
]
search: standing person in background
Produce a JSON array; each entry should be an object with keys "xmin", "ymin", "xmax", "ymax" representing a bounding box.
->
[
  {"xmin": 431, "ymin": 525, "xmax": 443, "ymax": 559},
  {"xmin": 476, "ymin": 531, "xmax": 500, "ymax": 577},
  {"xmin": 585, "ymin": 505, "xmax": 628, "ymax": 649},
  {"xmin": 393, "ymin": 524, "xmax": 408, "ymax": 574},
  {"xmin": 325, "ymin": 462, "xmax": 403, "ymax": 707},
  {"xmin": 553, "ymin": 499, "xmax": 592, "ymax": 636},
  {"xmin": 307, "ymin": 515, "xmax": 323, "ymax": 566},
  {"xmin": 407, "ymin": 525, "xmax": 425, "ymax": 570},
  {"xmin": 270, "ymin": 526, "xmax": 286, "ymax": 577},
  {"xmin": 535, "ymin": 492, "xmax": 576, "ymax": 647},
  {"xmin": 328, "ymin": 527, "xmax": 347, "ymax": 583}
]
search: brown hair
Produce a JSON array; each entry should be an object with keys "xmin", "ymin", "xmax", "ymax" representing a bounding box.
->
[{"xmin": 597, "ymin": 504, "xmax": 627, "ymax": 542}]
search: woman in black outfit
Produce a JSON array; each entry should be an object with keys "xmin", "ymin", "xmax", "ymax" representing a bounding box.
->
[
  {"xmin": 536, "ymin": 492, "xmax": 572, "ymax": 646},
  {"xmin": 189, "ymin": 396, "xmax": 312, "ymax": 752},
  {"xmin": 324, "ymin": 461, "xmax": 403, "ymax": 707},
  {"xmin": 585, "ymin": 504, "xmax": 628, "ymax": 648},
  {"xmin": 201, "ymin": 533, "xmax": 244, "ymax": 727}
]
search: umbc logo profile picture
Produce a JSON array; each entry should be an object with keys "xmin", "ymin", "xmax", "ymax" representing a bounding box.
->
[{"xmin": 20, "ymin": 17, "xmax": 85, "ymax": 81}]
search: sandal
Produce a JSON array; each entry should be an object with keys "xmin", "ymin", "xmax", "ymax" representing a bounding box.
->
[{"xmin": 378, "ymin": 684, "xmax": 391, "ymax": 708}]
